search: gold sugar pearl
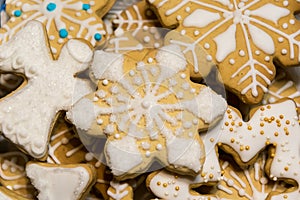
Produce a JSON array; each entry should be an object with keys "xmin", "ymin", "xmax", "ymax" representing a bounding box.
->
[
  {"xmin": 284, "ymin": 166, "xmax": 289, "ymax": 171},
  {"xmin": 163, "ymin": 183, "xmax": 168, "ymax": 187},
  {"xmin": 245, "ymin": 145, "xmax": 250, "ymax": 150},
  {"xmin": 228, "ymin": 115, "xmax": 232, "ymax": 119},
  {"xmin": 210, "ymin": 138, "xmax": 214, "ymax": 142},
  {"xmin": 271, "ymin": 116, "xmax": 275, "ymax": 121},
  {"xmin": 266, "ymin": 141, "xmax": 270, "ymax": 145},
  {"xmin": 267, "ymin": 105, "xmax": 271, "ymax": 109},
  {"xmin": 231, "ymin": 138, "xmax": 235, "ymax": 143},
  {"xmin": 227, "ymin": 110, "xmax": 231, "ymax": 114},
  {"xmin": 201, "ymin": 173, "xmax": 206, "ymax": 177},
  {"xmin": 276, "ymin": 119, "xmax": 280, "ymax": 123},
  {"xmin": 260, "ymin": 122, "xmax": 264, "ymax": 127},
  {"xmin": 225, "ymin": 122, "xmax": 229, "ymax": 126},
  {"xmin": 274, "ymin": 132, "xmax": 279, "ymax": 137},
  {"xmin": 240, "ymin": 146, "xmax": 244, "ymax": 151},
  {"xmin": 264, "ymin": 117, "xmax": 268, "ymax": 122},
  {"xmin": 283, "ymin": 195, "xmax": 288, "ymax": 199},
  {"xmin": 209, "ymin": 174, "xmax": 214, "ymax": 179},
  {"xmin": 174, "ymin": 175, "xmax": 178, "ymax": 179},
  {"xmin": 157, "ymin": 182, "xmax": 161, "ymax": 186},
  {"xmin": 238, "ymin": 122, "xmax": 243, "ymax": 126},
  {"xmin": 270, "ymin": 153, "xmax": 275, "ymax": 158},
  {"xmin": 286, "ymin": 131, "xmax": 289, "ymax": 136},
  {"xmin": 231, "ymin": 122, "xmax": 235, "ymax": 126},
  {"xmin": 175, "ymin": 186, "xmax": 180, "ymax": 191},
  {"xmin": 260, "ymin": 107, "xmax": 265, "ymax": 111},
  {"xmin": 279, "ymin": 115, "xmax": 284, "ymax": 119},
  {"xmin": 260, "ymin": 130, "xmax": 264, "ymax": 135},
  {"xmin": 247, "ymin": 126, "xmax": 252, "ymax": 130},
  {"xmin": 286, "ymin": 120, "xmax": 290, "ymax": 125},
  {"xmin": 229, "ymin": 128, "xmax": 234, "ymax": 132},
  {"xmin": 277, "ymin": 123, "xmax": 281, "ymax": 127}
]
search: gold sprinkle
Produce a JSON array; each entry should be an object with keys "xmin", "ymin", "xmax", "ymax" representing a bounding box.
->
[
  {"xmin": 260, "ymin": 107, "xmax": 265, "ymax": 111},
  {"xmin": 163, "ymin": 183, "xmax": 168, "ymax": 187},
  {"xmin": 268, "ymin": 119, "xmax": 272, "ymax": 123},
  {"xmin": 279, "ymin": 115, "xmax": 284, "ymax": 119},
  {"xmin": 240, "ymin": 146, "xmax": 244, "ymax": 151},
  {"xmin": 271, "ymin": 116, "xmax": 275, "ymax": 121},
  {"xmin": 231, "ymin": 138, "xmax": 235, "ymax": 143},
  {"xmin": 264, "ymin": 117, "xmax": 268, "ymax": 122},
  {"xmin": 238, "ymin": 122, "xmax": 243, "ymax": 126},
  {"xmin": 174, "ymin": 175, "xmax": 178, "ymax": 179},
  {"xmin": 276, "ymin": 119, "xmax": 280, "ymax": 123},
  {"xmin": 286, "ymin": 120, "xmax": 290, "ymax": 125},
  {"xmin": 210, "ymin": 138, "xmax": 214, "ymax": 142},
  {"xmin": 260, "ymin": 122, "xmax": 264, "ymax": 127},
  {"xmin": 225, "ymin": 122, "xmax": 229, "ymax": 126},
  {"xmin": 247, "ymin": 126, "xmax": 252, "ymax": 130},
  {"xmin": 175, "ymin": 186, "xmax": 180, "ymax": 191},
  {"xmin": 245, "ymin": 146, "xmax": 250, "ymax": 150},
  {"xmin": 217, "ymin": 142, "xmax": 222, "ymax": 146},
  {"xmin": 227, "ymin": 110, "xmax": 231, "ymax": 114},
  {"xmin": 274, "ymin": 132, "xmax": 279, "ymax": 137},
  {"xmin": 267, "ymin": 105, "xmax": 271, "ymax": 109},
  {"xmin": 229, "ymin": 128, "xmax": 234, "ymax": 132},
  {"xmin": 266, "ymin": 141, "xmax": 270, "ymax": 145},
  {"xmin": 283, "ymin": 195, "xmax": 288, "ymax": 199},
  {"xmin": 270, "ymin": 153, "xmax": 275, "ymax": 158},
  {"xmin": 286, "ymin": 131, "xmax": 289, "ymax": 136},
  {"xmin": 221, "ymin": 170, "xmax": 225, "ymax": 175},
  {"xmin": 157, "ymin": 182, "xmax": 161, "ymax": 186},
  {"xmin": 284, "ymin": 167, "xmax": 289, "ymax": 171},
  {"xmin": 231, "ymin": 122, "xmax": 235, "ymax": 126},
  {"xmin": 209, "ymin": 174, "xmax": 214, "ymax": 179},
  {"xmin": 201, "ymin": 173, "xmax": 206, "ymax": 177},
  {"xmin": 273, "ymin": 143, "xmax": 277, "ymax": 147},
  {"xmin": 284, "ymin": 127, "xmax": 288, "ymax": 131},
  {"xmin": 228, "ymin": 115, "xmax": 232, "ymax": 119},
  {"xmin": 277, "ymin": 123, "xmax": 281, "ymax": 127},
  {"xmin": 260, "ymin": 130, "xmax": 264, "ymax": 135}
]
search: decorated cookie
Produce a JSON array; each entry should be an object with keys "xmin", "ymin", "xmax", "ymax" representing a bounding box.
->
[
  {"xmin": 0, "ymin": 151, "xmax": 36, "ymax": 199},
  {"xmin": 0, "ymin": 186, "xmax": 31, "ymax": 200},
  {"xmin": 107, "ymin": 180, "xmax": 133, "ymax": 200},
  {"xmin": 215, "ymin": 151, "xmax": 290, "ymax": 200},
  {"xmin": 26, "ymin": 162, "xmax": 96, "ymax": 200},
  {"xmin": 148, "ymin": 0, "xmax": 300, "ymax": 104},
  {"xmin": 0, "ymin": 0, "xmax": 111, "ymax": 58},
  {"xmin": 0, "ymin": 73, "xmax": 23, "ymax": 98},
  {"xmin": 67, "ymin": 44, "xmax": 227, "ymax": 179},
  {"xmin": 202, "ymin": 99, "xmax": 300, "ymax": 199},
  {"xmin": 0, "ymin": 21, "xmax": 93, "ymax": 159}
]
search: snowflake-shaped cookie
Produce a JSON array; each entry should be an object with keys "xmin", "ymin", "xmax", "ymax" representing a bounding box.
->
[
  {"xmin": 1, "ymin": 0, "xmax": 110, "ymax": 58},
  {"xmin": 149, "ymin": 0, "xmax": 300, "ymax": 104},
  {"xmin": 0, "ymin": 21, "xmax": 93, "ymax": 159},
  {"xmin": 68, "ymin": 44, "xmax": 227, "ymax": 180}
]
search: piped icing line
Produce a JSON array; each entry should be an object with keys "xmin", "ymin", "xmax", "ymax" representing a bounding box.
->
[
  {"xmin": 0, "ymin": 21, "xmax": 93, "ymax": 158},
  {"xmin": 0, "ymin": 152, "xmax": 28, "ymax": 181},
  {"xmin": 67, "ymin": 44, "xmax": 227, "ymax": 179}
]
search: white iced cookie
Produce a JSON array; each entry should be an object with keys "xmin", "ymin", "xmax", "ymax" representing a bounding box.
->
[
  {"xmin": 26, "ymin": 162, "xmax": 96, "ymax": 200},
  {"xmin": 0, "ymin": 21, "xmax": 93, "ymax": 159},
  {"xmin": 68, "ymin": 44, "xmax": 227, "ymax": 180}
]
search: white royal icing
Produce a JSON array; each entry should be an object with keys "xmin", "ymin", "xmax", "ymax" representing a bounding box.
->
[
  {"xmin": 26, "ymin": 163, "xmax": 91, "ymax": 200},
  {"xmin": 0, "ymin": 21, "xmax": 92, "ymax": 158},
  {"xmin": 107, "ymin": 181, "xmax": 130, "ymax": 200},
  {"xmin": 183, "ymin": 9, "xmax": 221, "ymax": 28}
]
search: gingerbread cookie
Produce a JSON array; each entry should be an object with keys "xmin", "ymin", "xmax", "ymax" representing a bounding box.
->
[
  {"xmin": 215, "ymin": 151, "xmax": 290, "ymax": 200},
  {"xmin": 0, "ymin": 151, "xmax": 36, "ymax": 199},
  {"xmin": 0, "ymin": 21, "xmax": 93, "ymax": 159},
  {"xmin": 148, "ymin": 0, "xmax": 300, "ymax": 104},
  {"xmin": 68, "ymin": 44, "xmax": 227, "ymax": 179},
  {"xmin": 1, "ymin": 0, "xmax": 111, "ymax": 58},
  {"xmin": 26, "ymin": 162, "xmax": 96, "ymax": 200},
  {"xmin": 203, "ymin": 99, "xmax": 300, "ymax": 199},
  {"xmin": 107, "ymin": 180, "xmax": 133, "ymax": 200}
]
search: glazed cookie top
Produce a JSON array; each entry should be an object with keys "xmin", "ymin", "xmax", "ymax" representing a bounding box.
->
[
  {"xmin": 68, "ymin": 44, "xmax": 227, "ymax": 179},
  {"xmin": 0, "ymin": 21, "xmax": 93, "ymax": 159},
  {"xmin": 148, "ymin": 0, "xmax": 300, "ymax": 104},
  {"xmin": 1, "ymin": 0, "xmax": 111, "ymax": 58}
]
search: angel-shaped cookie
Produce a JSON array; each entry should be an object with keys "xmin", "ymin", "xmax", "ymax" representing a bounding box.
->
[{"xmin": 0, "ymin": 21, "xmax": 93, "ymax": 159}]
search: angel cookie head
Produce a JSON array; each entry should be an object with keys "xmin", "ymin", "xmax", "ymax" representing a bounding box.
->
[{"xmin": 67, "ymin": 44, "xmax": 227, "ymax": 180}]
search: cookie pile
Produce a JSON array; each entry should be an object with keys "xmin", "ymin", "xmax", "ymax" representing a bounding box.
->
[{"xmin": 0, "ymin": 0, "xmax": 299, "ymax": 199}]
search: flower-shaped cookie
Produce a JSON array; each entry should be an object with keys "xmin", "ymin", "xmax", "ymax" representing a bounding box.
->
[
  {"xmin": 149, "ymin": 0, "xmax": 300, "ymax": 104},
  {"xmin": 0, "ymin": 21, "xmax": 93, "ymax": 159},
  {"xmin": 68, "ymin": 44, "xmax": 227, "ymax": 179},
  {"xmin": 1, "ymin": 0, "xmax": 113, "ymax": 58}
]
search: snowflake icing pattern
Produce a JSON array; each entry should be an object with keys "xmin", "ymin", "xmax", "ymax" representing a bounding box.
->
[
  {"xmin": 68, "ymin": 45, "xmax": 227, "ymax": 178},
  {"xmin": 149, "ymin": 0, "xmax": 300, "ymax": 104},
  {"xmin": 1, "ymin": 0, "xmax": 106, "ymax": 57}
]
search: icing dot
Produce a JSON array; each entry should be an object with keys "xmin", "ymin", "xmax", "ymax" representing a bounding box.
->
[
  {"xmin": 82, "ymin": 3, "xmax": 90, "ymax": 10},
  {"xmin": 49, "ymin": 35, "xmax": 55, "ymax": 41},
  {"xmin": 238, "ymin": 2, "xmax": 245, "ymax": 8},
  {"xmin": 264, "ymin": 56, "xmax": 270, "ymax": 62},
  {"xmin": 16, "ymin": 2, "xmax": 22, "ymax": 6},
  {"xmin": 89, "ymin": 1, "xmax": 95, "ymax": 5},
  {"xmin": 194, "ymin": 30, "xmax": 200, "ymax": 36},
  {"xmin": 145, "ymin": 151, "xmax": 151, "ymax": 157},
  {"xmin": 85, "ymin": 153, "xmax": 94, "ymax": 161},
  {"xmin": 227, "ymin": 179, "xmax": 234, "ymax": 186},
  {"xmin": 143, "ymin": 25, "xmax": 149, "ymax": 31},
  {"xmin": 239, "ymin": 50, "xmax": 245, "ymax": 57},
  {"xmin": 59, "ymin": 29, "xmax": 68, "ymax": 38},
  {"xmin": 156, "ymin": 144, "xmax": 162, "ymax": 151},
  {"xmin": 204, "ymin": 43, "xmax": 210, "ymax": 49},
  {"xmin": 69, "ymin": 26, "xmax": 74, "ymax": 31},
  {"xmin": 176, "ymin": 15, "xmax": 182, "ymax": 20},
  {"xmin": 97, "ymin": 118, "xmax": 103, "ymax": 125},
  {"xmin": 114, "ymin": 134, "xmax": 120, "ymax": 139},
  {"xmin": 283, "ymin": 0, "xmax": 289, "ymax": 6},
  {"xmin": 180, "ymin": 73, "xmax": 186, "ymax": 79},
  {"xmin": 185, "ymin": 7, "xmax": 190, "ymax": 12},
  {"xmin": 278, "ymin": 37, "xmax": 284, "ymax": 43},
  {"xmin": 255, "ymin": 50, "xmax": 260, "ymax": 55},
  {"xmin": 282, "ymin": 23, "xmax": 288, "ymax": 29},
  {"xmin": 229, "ymin": 59, "xmax": 235, "ymax": 65},
  {"xmin": 58, "ymin": 38, "xmax": 64, "ymax": 44},
  {"xmin": 154, "ymin": 43, "xmax": 160, "ymax": 48},
  {"xmin": 289, "ymin": 19, "xmax": 295, "ymax": 24},
  {"xmin": 87, "ymin": 9, "xmax": 92, "ymax": 14},
  {"xmin": 76, "ymin": 12, "xmax": 81, "ymax": 17},
  {"xmin": 46, "ymin": 3, "xmax": 56, "ymax": 12},
  {"xmin": 14, "ymin": 10, "xmax": 22, "ymax": 17},
  {"xmin": 148, "ymin": 58, "xmax": 153, "ymax": 63},
  {"xmin": 281, "ymin": 49, "xmax": 287, "ymax": 55},
  {"xmin": 239, "ymin": 189, "xmax": 246, "ymax": 196},
  {"xmin": 180, "ymin": 30, "xmax": 186, "ymax": 35},
  {"xmin": 102, "ymin": 79, "xmax": 109, "ymax": 86},
  {"xmin": 206, "ymin": 55, "xmax": 212, "ymax": 61},
  {"xmin": 144, "ymin": 36, "xmax": 151, "ymax": 43}
]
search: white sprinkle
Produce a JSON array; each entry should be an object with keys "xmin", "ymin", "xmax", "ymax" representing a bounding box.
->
[
  {"xmin": 204, "ymin": 43, "xmax": 210, "ymax": 49},
  {"xmin": 282, "ymin": 23, "xmax": 288, "ymax": 29},
  {"xmin": 281, "ymin": 49, "xmax": 287, "ymax": 55},
  {"xmin": 102, "ymin": 79, "xmax": 109, "ymax": 86},
  {"xmin": 181, "ymin": 73, "xmax": 186, "ymax": 79},
  {"xmin": 180, "ymin": 30, "xmax": 186, "ymax": 35},
  {"xmin": 97, "ymin": 118, "xmax": 103, "ymax": 125},
  {"xmin": 194, "ymin": 30, "xmax": 200, "ymax": 36},
  {"xmin": 239, "ymin": 50, "xmax": 245, "ymax": 57},
  {"xmin": 229, "ymin": 59, "xmax": 235, "ymax": 65},
  {"xmin": 156, "ymin": 144, "xmax": 163, "ymax": 151},
  {"xmin": 206, "ymin": 55, "xmax": 212, "ymax": 61},
  {"xmin": 148, "ymin": 57, "xmax": 154, "ymax": 63},
  {"xmin": 144, "ymin": 36, "xmax": 151, "ymax": 43},
  {"xmin": 278, "ymin": 37, "xmax": 284, "ymax": 43},
  {"xmin": 264, "ymin": 56, "xmax": 270, "ymax": 62},
  {"xmin": 255, "ymin": 50, "xmax": 260, "ymax": 55},
  {"xmin": 185, "ymin": 7, "xmax": 191, "ymax": 12}
]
